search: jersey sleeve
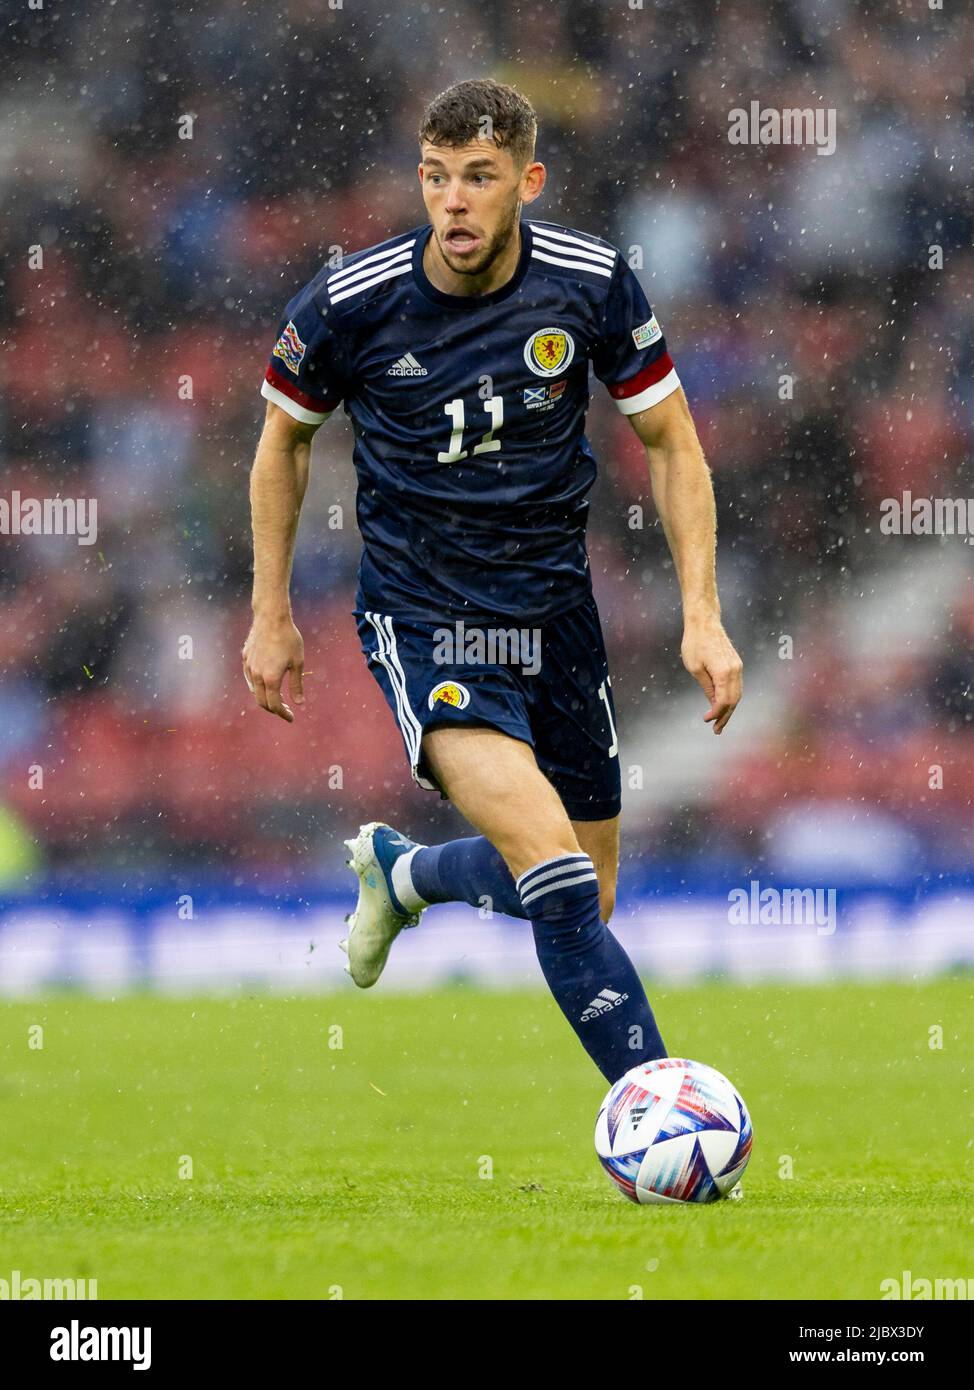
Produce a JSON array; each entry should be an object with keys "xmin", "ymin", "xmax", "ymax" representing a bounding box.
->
[
  {"xmin": 591, "ymin": 258, "xmax": 681, "ymax": 414},
  {"xmin": 260, "ymin": 281, "xmax": 347, "ymax": 425}
]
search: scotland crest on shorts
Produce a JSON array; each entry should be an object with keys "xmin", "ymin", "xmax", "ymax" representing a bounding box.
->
[
  {"xmin": 428, "ymin": 680, "xmax": 470, "ymax": 710},
  {"xmin": 272, "ymin": 320, "xmax": 307, "ymax": 375},
  {"xmin": 523, "ymin": 327, "xmax": 575, "ymax": 377}
]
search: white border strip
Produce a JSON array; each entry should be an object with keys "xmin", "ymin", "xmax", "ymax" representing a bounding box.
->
[
  {"xmin": 613, "ymin": 368, "xmax": 681, "ymax": 415},
  {"xmin": 260, "ymin": 377, "xmax": 332, "ymax": 425}
]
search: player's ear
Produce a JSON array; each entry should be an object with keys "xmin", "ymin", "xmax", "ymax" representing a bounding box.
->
[{"xmin": 521, "ymin": 162, "xmax": 545, "ymax": 204}]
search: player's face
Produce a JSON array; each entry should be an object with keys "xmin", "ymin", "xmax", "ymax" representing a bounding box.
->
[{"xmin": 419, "ymin": 141, "xmax": 536, "ymax": 277}]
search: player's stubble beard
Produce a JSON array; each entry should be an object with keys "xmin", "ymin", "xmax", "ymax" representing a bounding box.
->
[{"xmin": 432, "ymin": 196, "xmax": 522, "ymax": 282}]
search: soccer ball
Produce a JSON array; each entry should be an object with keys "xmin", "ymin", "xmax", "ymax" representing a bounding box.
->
[{"xmin": 595, "ymin": 1058, "xmax": 752, "ymax": 1204}]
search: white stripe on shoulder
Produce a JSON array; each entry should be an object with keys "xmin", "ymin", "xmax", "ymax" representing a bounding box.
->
[
  {"xmin": 329, "ymin": 258, "xmax": 412, "ymax": 305},
  {"xmin": 529, "ymin": 224, "xmax": 617, "ymax": 263},
  {"xmin": 531, "ymin": 247, "xmax": 614, "ymax": 279},
  {"xmin": 327, "ymin": 239, "xmax": 416, "ymax": 291},
  {"xmin": 531, "ymin": 232, "xmax": 617, "ymax": 271}
]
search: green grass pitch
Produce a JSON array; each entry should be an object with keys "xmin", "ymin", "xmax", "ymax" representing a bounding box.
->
[{"xmin": 1, "ymin": 978, "xmax": 971, "ymax": 1300}]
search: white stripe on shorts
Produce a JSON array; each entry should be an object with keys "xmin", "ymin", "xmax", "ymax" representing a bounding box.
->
[{"xmin": 366, "ymin": 611, "xmax": 423, "ymax": 767}]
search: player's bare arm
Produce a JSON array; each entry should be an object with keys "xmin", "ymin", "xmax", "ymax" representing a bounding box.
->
[
  {"xmin": 242, "ymin": 399, "xmax": 318, "ymax": 722},
  {"xmin": 629, "ymin": 387, "xmax": 743, "ymax": 735}
]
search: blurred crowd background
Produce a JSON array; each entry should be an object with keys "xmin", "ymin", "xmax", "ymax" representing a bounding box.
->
[{"xmin": 1, "ymin": 0, "xmax": 971, "ymax": 892}]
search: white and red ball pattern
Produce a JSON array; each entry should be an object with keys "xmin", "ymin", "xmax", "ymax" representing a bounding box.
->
[{"xmin": 595, "ymin": 1058, "xmax": 752, "ymax": 1204}]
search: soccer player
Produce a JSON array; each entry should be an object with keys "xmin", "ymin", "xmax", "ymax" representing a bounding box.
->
[{"xmin": 244, "ymin": 79, "xmax": 742, "ymax": 1084}]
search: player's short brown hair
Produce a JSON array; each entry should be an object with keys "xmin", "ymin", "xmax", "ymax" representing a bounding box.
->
[{"xmin": 418, "ymin": 78, "xmax": 537, "ymax": 170}]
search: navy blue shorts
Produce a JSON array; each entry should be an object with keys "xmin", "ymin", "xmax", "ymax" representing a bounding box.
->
[{"xmin": 355, "ymin": 594, "xmax": 621, "ymax": 821}]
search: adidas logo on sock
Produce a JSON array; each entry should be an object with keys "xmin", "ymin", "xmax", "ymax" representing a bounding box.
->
[
  {"xmin": 580, "ymin": 988, "xmax": 629, "ymax": 1023},
  {"xmin": 387, "ymin": 352, "xmax": 428, "ymax": 376}
]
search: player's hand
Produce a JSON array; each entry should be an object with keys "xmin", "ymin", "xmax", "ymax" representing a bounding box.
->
[
  {"xmin": 242, "ymin": 615, "xmax": 305, "ymax": 723},
  {"xmin": 681, "ymin": 618, "xmax": 743, "ymax": 735}
]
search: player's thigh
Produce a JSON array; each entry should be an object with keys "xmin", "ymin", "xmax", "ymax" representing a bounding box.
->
[
  {"xmin": 571, "ymin": 815, "xmax": 620, "ymax": 923},
  {"xmin": 532, "ymin": 594, "xmax": 621, "ymax": 840},
  {"xmin": 421, "ymin": 724, "xmax": 580, "ymax": 880}
]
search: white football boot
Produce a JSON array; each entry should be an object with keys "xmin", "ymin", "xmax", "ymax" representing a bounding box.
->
[{"xmin": 340, "ymin": 821, "xmax": 424, "ymax": 988}]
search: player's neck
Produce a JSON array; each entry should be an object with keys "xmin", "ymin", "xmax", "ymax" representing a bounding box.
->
[{"xmin": 423, "ymin": 222, "xmax": 522, "ymax": 299}]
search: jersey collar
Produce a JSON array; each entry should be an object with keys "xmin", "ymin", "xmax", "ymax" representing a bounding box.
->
[{"xmin": 411, "ymin": 219, "xmax": 533, "ymax": 309}]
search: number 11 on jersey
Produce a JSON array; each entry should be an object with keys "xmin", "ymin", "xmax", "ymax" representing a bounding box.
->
[{"xmin": 437, "ymin": 397, "xmax": 504, "ymax": 462}]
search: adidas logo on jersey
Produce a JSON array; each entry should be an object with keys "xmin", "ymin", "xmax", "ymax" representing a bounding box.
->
[
  {"xmin": 580, "ymin": 988, "xmax": 629, "ymax": 1023},
  {"xmin": 387, "ymin": 352, "xmax": 428, "ymax": 376}
]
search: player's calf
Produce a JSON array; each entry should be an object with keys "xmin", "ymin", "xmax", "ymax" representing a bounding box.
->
[
  {"xmin": 518, "ymin": 852, "xmax": 666, "ymax": 1082},
  {"xmin": 422, "ymin": 727, "xmax": 665, "ymax": 1081}
]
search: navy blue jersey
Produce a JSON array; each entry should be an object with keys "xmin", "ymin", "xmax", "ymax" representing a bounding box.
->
[{"xmin": 261, "ymin": 219, "xmax": 680, "ymax": 623}]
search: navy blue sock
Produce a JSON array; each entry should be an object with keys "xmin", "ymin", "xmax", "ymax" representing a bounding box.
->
[
  {"xmin": 518, "ymin": 853, "xmax": 667, "ymax": 1083},
  {"xmin": 410, "ymin": 837, "xmax": 527, "ymax": 920}
]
